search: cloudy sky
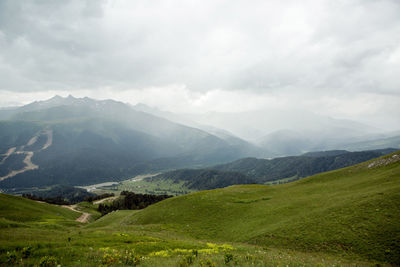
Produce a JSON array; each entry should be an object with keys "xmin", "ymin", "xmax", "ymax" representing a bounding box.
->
[{"xmin": 0, "ymin": 0, "xmax": 399, "ymax": 130}]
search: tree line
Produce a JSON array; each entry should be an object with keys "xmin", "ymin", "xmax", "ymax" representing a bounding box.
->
[
  {"xmin": 98, "ymin": 191, "xmax": 172, "ymax": 215},
  {"xmin": 22, "ymin": 194, "xmax": 70, "ymax": 205},
  {"xmin": 85, "ymin": 193, "xmax": 115, "ymax": 202}
]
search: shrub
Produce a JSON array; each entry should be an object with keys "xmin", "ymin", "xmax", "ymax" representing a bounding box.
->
[
  {"xmin": 179, "ymin": 255, "xmax": 195, "ymax": 266},
  {"xmin": 6, "ymin": 251, "xmax": 17, "ymax": 264},
  {"xmin": 101, "ymin": 250, "xmax": 140, "ymax": 266},
  {"xmin": 224, "ymin": 253, "xmax": 233, "ymax": 264},
  {"xmin": 101, "ymin": 254, "xmax": 118, "ymax": 265},
  {"xmin": 22, "ymin": 246, "xmax": 33, "ymax": 258},
  {"xmin": 122, "ymin": 251, "xmax": 140, "ymax": 266},
  {"xmin": 38, "ymin": 256, "xmax": 58, "ymax": 267},
  {"xmin": 199, "ymin": 258, "xmax": 216, "ymax": 267}
]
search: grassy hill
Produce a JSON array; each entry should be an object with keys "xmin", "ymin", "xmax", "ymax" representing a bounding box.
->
[
  {"xmin": 0, "ymin": 193, "xmax": 80, "ymax": 226},
  {"xmin": 0, "ymin": 152, "xmax": 399, "ymax": 266},
  {"xmin": 128, "ymin": 151, "xmax": 400, "ymax": 264}
]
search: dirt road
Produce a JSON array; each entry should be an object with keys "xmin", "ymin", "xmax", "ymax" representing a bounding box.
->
[
  {"xmin": 62, "ymin": 205, "xmax": 91, "ymax": 223},
  {"xmin": 93, "ymin": 196, "xmax": 119, "ymax": 204}
]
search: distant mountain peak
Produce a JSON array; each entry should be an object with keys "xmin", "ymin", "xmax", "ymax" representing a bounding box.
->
[{"xmin": 50, "ymin": 95, "xmax": 63, "ymax": 100}]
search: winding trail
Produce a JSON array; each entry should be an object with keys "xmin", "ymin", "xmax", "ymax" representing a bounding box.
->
[
  {"xmin": 93, "ymin": 196, "xmax": 119, "ymax": 204},
  {"xmin": 0, "ymin": 130, "xmax": 53, "ymax": 181},
  {"xmin": 62, "ymin": 205, "xmax": 91, "ymax": 223}
]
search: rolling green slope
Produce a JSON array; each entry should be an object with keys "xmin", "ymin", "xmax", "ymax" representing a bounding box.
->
[
  {"xmin": 0, "ymin": 193, "xmax": 80, "ymax": 227},
  {"xmin": 129, "ymin": 151, "xmax": 400, "ymax": 263},
  {"xmin": 1, "ymin": 152, "xmax": 399, "ymax": 266}
]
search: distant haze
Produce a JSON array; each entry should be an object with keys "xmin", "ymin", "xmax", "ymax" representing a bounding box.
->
[{"xmin": 0, "ymin": 0, "xmax": 399, "ymax": 132}]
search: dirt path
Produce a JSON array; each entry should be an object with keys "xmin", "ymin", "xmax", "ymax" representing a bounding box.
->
[
  {"xmin": 76, "ymin": 213, "xmax": 91, "ymax": 223},
  {"xmin": 0, "ymin": 130, "xmax": 53, "ymax": 181},
  {"xmin": 62, "ymin": 205, "xmax": 91, "ymax": 223},
  {"xmin": 93, "ymin": 196, "xmax": 118, "ymax": 204}
]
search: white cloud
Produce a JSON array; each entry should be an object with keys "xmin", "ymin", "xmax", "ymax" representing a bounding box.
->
[{"xmin": 0, "ymin": 0, "xmax": 399, "ymax": 131}]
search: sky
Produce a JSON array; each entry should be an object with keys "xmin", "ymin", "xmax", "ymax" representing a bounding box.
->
[{"xmin": 0, "ymin": 0, "xmax": 399, "ymax": 131}]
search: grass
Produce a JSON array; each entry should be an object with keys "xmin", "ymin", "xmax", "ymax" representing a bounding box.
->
[
  {"xmin": 128, "ymin": 152, "xmax": 400, "ymax": 264},
  {"xmin": 0, "ymin": 193, "xmax": 80, "ymax": 225},
  {"xmin": 0, "ymin": 152, "xmax": 399, "ymax": 266}
]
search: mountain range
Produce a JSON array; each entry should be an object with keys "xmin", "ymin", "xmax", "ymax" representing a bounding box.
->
[
  {"xmin": 132, "ymin": 102, "xmax": 400, "ymax": 156},
  {"xmin": 0, "ymin": 96, "xmax": 257, "ymax": 189},
  {"xmin": 0, "ymin": 95, "xmax": 399, "ymax": 191}
]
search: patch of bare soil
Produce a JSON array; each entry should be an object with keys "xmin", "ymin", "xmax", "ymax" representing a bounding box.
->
[
  {"xmin": 62, "ymin": 205, "xmax": 91, "ymax": 223},
  {"xmin": 93, "ymin": 196, "xmax": 119, "ymax": 204}
]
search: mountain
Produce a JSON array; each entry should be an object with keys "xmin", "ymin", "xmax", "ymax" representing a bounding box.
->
[
  {"xmin": 179, "ymin": 108, "xmax": 396, "ymax": 157},
  {"xmin": 257, "ymin": 129, "xmax": 313, "ymax": 156},
  {"xmin": 0, "ymin": 96, "xmax": 255, "ymax": 190},
  {"xmin": 184, "ymin": 108, "xmax": 381, "ymax": 142},
  {"xmin": 132, "ymin": 102, "xmax": 262, "ymax": 156}
]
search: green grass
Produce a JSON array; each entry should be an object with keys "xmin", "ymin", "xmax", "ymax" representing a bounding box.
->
[
  {"xmin": 0, "ymin": 152, "xmax": 399, "ymax": 266},
  {"xmin": 128, "ymin": 152, "xmax": 400, "ymax": 264},
  {"xmin": 0, "ymin": 194, "xmax": 80, "ymax": 225}
]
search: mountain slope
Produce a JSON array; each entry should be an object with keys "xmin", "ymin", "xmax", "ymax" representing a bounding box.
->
[
  {"xmin": 211, "ymin": 149, "xmax": 397, "ymax": 183},
  {"xmin": 0, "ymin": 96, "xmax": 255, "ymax": 189},
  {"xmin": 0, "ymin": 193, "xmax": 79, "ymax": 226},
  {"xmin": 148, "ymin": 169, "xmax": 256, "ymax": 190},
  {"xmin": 132, "ymin": 102, "xmax": 263, "ymax": 156},
  {"xmin": 127, "ymin": 151, "xmax": 400, "ymax": 263}
]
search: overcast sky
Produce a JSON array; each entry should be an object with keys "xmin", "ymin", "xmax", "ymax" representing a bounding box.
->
[{"xmin": 0, "ymin": 0, "xmax": 399, "ymax": 130}]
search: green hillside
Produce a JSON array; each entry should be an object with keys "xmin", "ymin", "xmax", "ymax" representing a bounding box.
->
[
  {"xmin": 129, "ymin": 151, "xmax": 400, "ymax": 263},
  {"xmin": 0, "ymin": 193, "xmax": 80, "ymax": 226},
  {"xmin": 0, "ymin": 152, "xmax": 399, "ymax": 266}
]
